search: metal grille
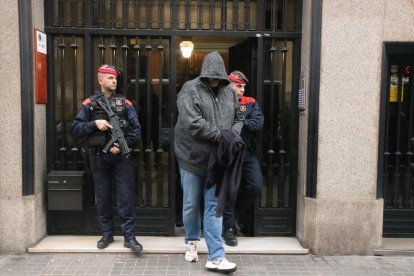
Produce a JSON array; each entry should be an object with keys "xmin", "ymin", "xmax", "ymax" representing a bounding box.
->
[
  {"xmin": 383, "ymin": 62, "xmax": 414, "ymax": 209},
  {"xmin": 176, "ymin": 0, "xmax": 258, "ymax": 30},
  {"xmin": 53, "ymin": 35, "xmax": 85, "ymax": 171},
  {"xmin": 260, "ymin": 39, "xmax": 294, "ymax": 209},
  {"xmin": 51, "ymin": 35, "xmax": 171, "ymax": 208},
  {"xmin": 47, "ymin": 0, "xmax": 301, "ymax": 32},
  {"xmin": 381, "ymin": 50, "xmax": 414, "ymax": 237},
  {"xmin": 89, "ymin": 0, "xmax": 172, "ymax": 29},
  {"xmin": 50, "ymin": 0, "xmax": 85, "ymax": 27},
  {"xmin": 251, "ymin": 38, "xmax": 297, "ymax": 236}
]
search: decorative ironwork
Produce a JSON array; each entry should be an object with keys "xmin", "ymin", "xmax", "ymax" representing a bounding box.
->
[
  {"xmin": 54, "ymin": 35, "xmax": 84, "ymax": 170},
  {"xmin": 383, "ymin": 63, "xmax": 414, "ymax": 209},
  {"xmin": 382, "ymin": 51, "xmax": 414, "ymax": 237},
  {"xmin": 47, "ymin": 0, "xmax": 301, "ymax": 32},
  {"xmin": 260, "ymin": 39, "xmax": 294, "ymax": 209}
]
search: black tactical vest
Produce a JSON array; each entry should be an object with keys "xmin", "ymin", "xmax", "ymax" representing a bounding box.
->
[{"xmin": 87, "ymin": 93, "xmax": 129, "ymax": 148}]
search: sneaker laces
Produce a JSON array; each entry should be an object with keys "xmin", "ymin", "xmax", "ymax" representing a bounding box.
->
[
  {"xmin": 213, "ymin": 257, "xmax": 225, "ymax": 264},
  {"xmin": 208, "ymin": 257, "xmax": 236, "ymax": 268},
  {"xmin": 187, "ymin": 241, "xmax": 197, "ymax": 251}
]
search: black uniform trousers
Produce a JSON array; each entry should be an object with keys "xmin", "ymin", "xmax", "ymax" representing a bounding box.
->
[
  {"xmin": 223, "ymin": 151, "xmax": 263, "ymax": 229},
  {"xmin": 92, "ymin": 152, "xmax": 136, "ymax": 241}
]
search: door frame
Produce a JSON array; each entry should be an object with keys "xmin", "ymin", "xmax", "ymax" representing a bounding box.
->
[{"xmin": 44, "ymin": 0, "xmax": 302, "ymax": 236}]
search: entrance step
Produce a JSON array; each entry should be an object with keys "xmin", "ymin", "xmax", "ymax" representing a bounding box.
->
[
  {"xmin": 374, "ymin": 238, "xmax": 414, "ymax": 256},
  {"xmin": 28, "ymin": 236, "xmax": 309, "ymax": 254}
]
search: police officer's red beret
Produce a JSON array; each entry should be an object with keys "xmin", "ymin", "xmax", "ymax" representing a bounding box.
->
[
  {"xmin": 228, "ymin": 70, "xmax": 248, "ymax": 84},
  {"xmin": 98, "ymin": 64, "xmax": 119, "ymax": 77}
]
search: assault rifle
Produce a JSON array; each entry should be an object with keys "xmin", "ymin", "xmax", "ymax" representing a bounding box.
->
[{"xmin": 95, "ymin": 94, "xmax": 131, "ymax": 156}]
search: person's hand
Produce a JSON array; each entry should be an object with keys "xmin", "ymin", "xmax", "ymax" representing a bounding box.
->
[
  {"xmin": 110, "ymin": 143, "xmax": 121, "ymax": 154},
  {"xmin": 95, "ymin": 120, "xmax": 113, "ymax": 131}
]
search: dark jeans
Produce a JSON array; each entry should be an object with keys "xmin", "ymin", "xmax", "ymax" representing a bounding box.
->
[
  {"xmin": 92, "ymin": 152, "xmax": 136, "ymax": 240},
  {"xmin": 223, "ymin": 151, "xmax": 263, "ymax": 229}
]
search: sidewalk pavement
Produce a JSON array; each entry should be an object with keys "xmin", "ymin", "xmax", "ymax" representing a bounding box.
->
[{"xmin": 1, "ymin": 252, "xmax": 414, "ymax": 275}]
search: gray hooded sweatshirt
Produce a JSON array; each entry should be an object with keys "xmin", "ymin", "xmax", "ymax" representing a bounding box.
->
[{"xmin": 174, "ymin": 51, "xmax": 243, "ymax": 176}]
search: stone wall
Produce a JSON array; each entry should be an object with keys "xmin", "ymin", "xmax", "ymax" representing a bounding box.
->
[
  {"xmin": 0, "ymin": 0, "xmax": 46, "ymax": 253},
  {"xmin": 297, "ymin": 0, "xmax": 414, "ymax": 254}
]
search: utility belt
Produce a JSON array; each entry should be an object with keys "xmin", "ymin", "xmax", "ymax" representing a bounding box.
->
[
  {"xmin": 87, "ymin": 144, "xmax": 132, "ymax": 158},
  {"xmin": 86, "ymin": 128, "xmax": 130, "ymax": 157},
  {"xmin": 86, "ymin": 132, "xmax": 107, "ymax": 151}
]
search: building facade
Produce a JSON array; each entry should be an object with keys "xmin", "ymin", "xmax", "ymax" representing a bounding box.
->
[{"xmin": 0, "ymin": 0, "xmax": 414, "ymax": 254}]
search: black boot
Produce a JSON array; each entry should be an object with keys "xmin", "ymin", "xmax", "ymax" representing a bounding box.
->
[
  {"xmin": 222, "ymin": 227, "xmax": 238, "ymax": 246},
  {"xmin": 124, "ymin": 238, "xmax": 143, "ymax": 252},
  {"xmin": 97, "ymin": 236, "xmax": 114, "ymax": 249}
]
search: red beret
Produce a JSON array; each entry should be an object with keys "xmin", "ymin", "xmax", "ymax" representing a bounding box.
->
[
  {"xmin": 228, "ymin": 70, "xmax": 248, "ymax": 84},
  {"xmin": 98, "ymin": 64, "xmax": 118, "ymax": 77}
]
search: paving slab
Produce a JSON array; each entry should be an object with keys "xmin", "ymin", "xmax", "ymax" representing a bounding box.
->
[
  {"xmin": 0, "ymin": 255, "xmax": 11, "ymax": 268},
  {"xmin": 2, "ymin": 253, "xmax": 414, "ymax": 275}
]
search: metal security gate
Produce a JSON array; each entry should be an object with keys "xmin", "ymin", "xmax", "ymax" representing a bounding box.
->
[
  {"xmin": 229, "ymin": 38, "xmax": 300, "ymax": 236},
  {"xmin": 256, "ymin": 38, "xmax": 299, "ymax": 236},
  {"xmin": 380, "ymin": 43, "xmax": 414, "ymax": 237},
  {"xmin": 47, "ymin": 35, "xmax": 175, "ymax": 235},
  {"xmin": 45, "ymin": 0, "xmax": 302, "ymax": 236}
]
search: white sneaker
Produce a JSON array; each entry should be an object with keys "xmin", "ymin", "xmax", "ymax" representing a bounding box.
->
[
  {"xmin": 185, "ymin": 241, "xmax": 199, "ymax": 262},
  {"xmin": 205, "ymin": 257, "xmax": 237, "ymax": 273}
]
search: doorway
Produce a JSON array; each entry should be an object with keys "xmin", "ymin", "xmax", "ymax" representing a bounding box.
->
[
  {"xmin": 380, "ymin": 43, "xmax": 414, "ymax": 237},
  {"xmin": 44, "ymin": 0, "xmax": 302, "ymax": 237},
  {"xmin": 46, "ymin": 35, "xmax": 299, "ymax": 236}
]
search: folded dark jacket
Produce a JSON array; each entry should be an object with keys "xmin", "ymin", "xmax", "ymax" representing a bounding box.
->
[{"xmin": 205, "ymin": 129, "xmax": 246, "ymax": 217}]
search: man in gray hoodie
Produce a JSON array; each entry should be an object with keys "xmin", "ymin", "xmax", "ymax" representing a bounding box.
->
[{"xmin": 175, "ymin": 51, "xmax": 242, "ymax": 273}]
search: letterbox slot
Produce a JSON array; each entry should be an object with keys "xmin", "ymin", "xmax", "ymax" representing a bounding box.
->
[{"xmin": 47, "ymin": 170, "xmax": 85, "ymax": 211}]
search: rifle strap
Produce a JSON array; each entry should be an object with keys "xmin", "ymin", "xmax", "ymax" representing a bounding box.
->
[{"xmin": 95, "ymin": 94, "xmax": 116, "ymax": 118}]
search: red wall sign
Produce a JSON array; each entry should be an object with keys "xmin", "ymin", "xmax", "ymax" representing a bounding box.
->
[{"xmin": 34, "ymin": 29, "xmax": 47, "ymax": 104}]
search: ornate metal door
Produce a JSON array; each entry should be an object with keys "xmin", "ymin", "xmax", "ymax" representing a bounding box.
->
[
  {"xmin": 229, "ymin": 37, "xmax": 300, "ymax": 236},
  {"xmin": 381, "ymin": 47, "xmax": 414, "ymax": 237}
]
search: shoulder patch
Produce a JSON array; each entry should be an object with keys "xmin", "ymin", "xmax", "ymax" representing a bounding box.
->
[
  {"xmin": 240, "ymin": 96, "xmax": 256, "ymax": 105},
  {"xmin": 115, "ymin": 99, "xmax": 123, "ymax": 106},
  {"xmin": 82, "ymin": 98, "xmax": 92, "ymax": 105}
]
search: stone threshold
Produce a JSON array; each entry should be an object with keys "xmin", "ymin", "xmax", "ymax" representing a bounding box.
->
[
  {"xmin": 374, "ymin": 238, "xmax": 414, "ymax": 256},
  {"xmin": 28, "ymin": 236, "xmax": 309, "ymax": 254}
]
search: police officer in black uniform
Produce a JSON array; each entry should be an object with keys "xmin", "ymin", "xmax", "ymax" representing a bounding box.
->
[
  {"xmin": 72, "ymin": 65, "xmax": 143, "ymax": 252},
  {"xmin": 222, "ymin": 70, "xmax": 264, "ymax": 246}
]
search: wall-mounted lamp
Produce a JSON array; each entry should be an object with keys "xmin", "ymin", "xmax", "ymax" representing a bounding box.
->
[{"xmin": 180, "ymin": 40, "xmax": 194, "ymax": 58}]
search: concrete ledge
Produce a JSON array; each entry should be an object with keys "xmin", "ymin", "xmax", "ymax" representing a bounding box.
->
[{"xmin": 28, "ymin": 235, "xmax": 309, "ymax": 254}]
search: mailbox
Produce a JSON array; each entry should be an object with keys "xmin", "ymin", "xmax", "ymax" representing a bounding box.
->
[{"xmin": 47, "ymin": 170, "xmax": 85, "ymax": 211}]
